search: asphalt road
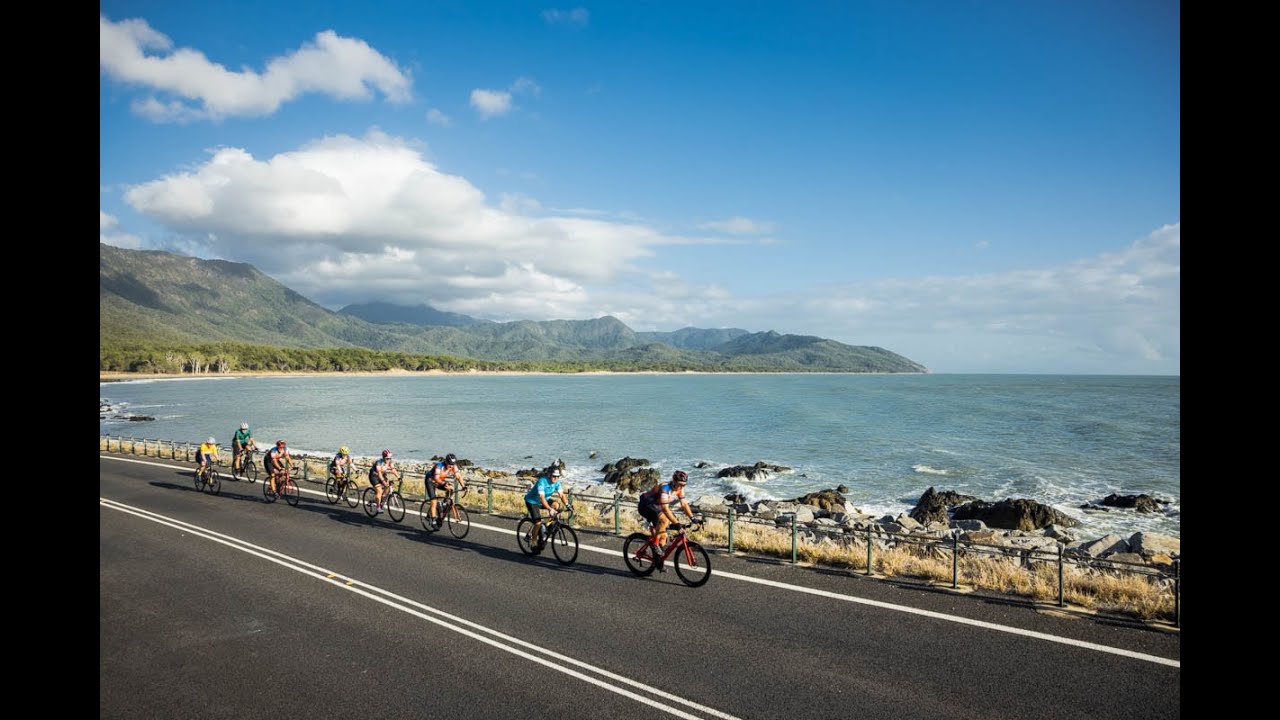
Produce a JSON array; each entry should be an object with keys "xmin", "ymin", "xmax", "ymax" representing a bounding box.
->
[{"xmin": 100, "ymin": 453, "xmax": 1180, "ymax": 719}]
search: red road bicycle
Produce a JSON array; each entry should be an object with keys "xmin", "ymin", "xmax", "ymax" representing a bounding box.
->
[{"xmin": 622, "ymin": 519, "xmax": 711, "ymax": 587}]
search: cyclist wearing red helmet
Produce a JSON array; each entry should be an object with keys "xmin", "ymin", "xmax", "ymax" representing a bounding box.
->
[
  {"xmin": 367, "ymin": 449, "xmax": 401, "ymax": 515},
  {"xmin": 638, "ymin": 470, "xmax": 695, "ymax": 565},
  {"xmin": 265, "ymin": 440, "xmax": 291, "ymax": 497}
]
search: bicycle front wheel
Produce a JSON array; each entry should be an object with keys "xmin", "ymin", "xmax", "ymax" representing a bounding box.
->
[
  {"xmin": 386, "ymin": 492, "xmax": 405, "ymax": 522},
  {"xmin": 343, "ymin": 481, "xmax": 359, "ymax": 508},
  {"xmin": 325, "ymin": 477, "xmax": 341, "ymax": 504},
  {"xmin": 283, "ymin": 478, "xmax": 300, "ymax": 506},
  {"xmin": 550, "ymin": 525, "xmax": 578, "ymax": 565},
  {"xmin": 623, "ymin": 533, "xmax": 658, "ymax": 576},
  {"xmin": 245, "ymin": 458, "xmax": 258, "ymax": 483},
  {"xmin": 446, "ymin": 504, "xmax": 470, "ymax": 539},
  {"xmin": 516, "ymin": 518, "xmax": 537, "ymax": 556},
  {"xmin": 207, "ymin": 470, "xmax": 222, "ymax": 496},
  {"xmin": 674, "ymin": 541, "xmax": 711, "ymax": 587}
]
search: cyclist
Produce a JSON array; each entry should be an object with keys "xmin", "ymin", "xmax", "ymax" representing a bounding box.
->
[
  {"xmin": 231, "ymin": 422, "xmax": 256, "ymax": 477},
  {"xmin": 638, "ymin": 470, "xmax": 696, "ymax": 569},
  {"xmin": 330, "ymin": 446, "xmax": 354, "ymax": 485},
  {"xmin": 265, "ymin": 440, "xmax": 291, "ymax": 497},
  {"xmin": 523, "ymin": 464, "xmax": 569, "ymax": 548},
  {"xmin": 196, "ymin": 436, "xmax": 219, "ymax": 478},
  {"xmin": 368, "ymin": 449, "xmax": 401, "ymax": 515},
  {"xmin": 426, "ymin": 453, "xmax": 467, "ymax": 527}
]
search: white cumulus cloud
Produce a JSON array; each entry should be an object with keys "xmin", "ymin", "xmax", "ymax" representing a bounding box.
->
[{"xmin": 100, "ymin": 14, "xmax": 412, "ymax": 122}]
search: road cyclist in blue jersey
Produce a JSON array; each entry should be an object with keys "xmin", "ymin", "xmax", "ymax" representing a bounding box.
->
[
  {"xmin": 637, "ymin": 470, "xmax": 695, "ymax": 571},
  {"xmin": 523, "ymin": 463, "xmax": 570, "ymax": 551}
]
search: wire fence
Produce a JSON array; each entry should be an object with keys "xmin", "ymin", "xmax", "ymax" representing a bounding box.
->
[{"xmin": 100, "ymin": 433, "xmax": 1179, "ymax": 626}]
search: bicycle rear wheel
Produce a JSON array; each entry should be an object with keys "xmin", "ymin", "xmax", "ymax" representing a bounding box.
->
[
  {"xmin": 550, "ymin": 525, "xmax": 578, "ymax": 565},
  {"xmin": 446, "ymin": 504, "xmax": 470, "ymax": 539},
  {"xmin": 263, "ymin": 477, "xmax": 279, "ymax": 503},
  {"xmin": 674, "ymin": 541, "xmax": 711, "ymax": 587},
  {"xmin": 283, "ymin": 478, "xmax": 300, "ymax": 506},
  {"xmin": 516, "ymin": 518, "xmax": 537, "ymax": 556},
  {"xmin": 386, "ymin": 492, "xmax": 405, "ymax": 522},
  {"xmin": 623, "ymin": 533, "xmax": 658, "ymax": 576},
  {"xmin": 207, "ymin": 470, "xmax": 222, "ymax": 496},
  {"xmin": 362, "ymin": 488, "xmax": 378, "ymax": 517}
]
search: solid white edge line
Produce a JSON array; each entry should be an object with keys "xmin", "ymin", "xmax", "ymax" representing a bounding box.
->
[
  {"xmin": 101, "ymin": 454, "xmax": 1180, "ymax": 669},
  {"xmin": 100, "ymin": 497, "xmax": 738, "ymax": 720}
]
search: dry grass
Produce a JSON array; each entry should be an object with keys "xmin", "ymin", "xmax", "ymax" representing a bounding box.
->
[{"xmin": 101, "ymin": 437, "xmax": 1177, "ymax": 622}]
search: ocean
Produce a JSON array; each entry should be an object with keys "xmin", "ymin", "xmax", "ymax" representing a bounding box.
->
[{"xmin": 100, "ymin": 373, "xmax": 1180, "ymax": 538}]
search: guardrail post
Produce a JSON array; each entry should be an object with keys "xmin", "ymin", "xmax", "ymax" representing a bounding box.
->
[
  {"xmin": 568, "ymin": 492, "xmax": 576, "ymax": 528},
  {"xmin": 486, "ymin": 478, "xmax": 493, "ymax": 514},
  {"xmin": 866, "ymin": 525, "xmax": 873, "ymax": 576},
  {"xmin": 790, "ymin": 514, "xmax": 798, "ymax": 564},
  {"xmin": 613, "ymin": 494, "xmax": 620, "ymax": 534},
  {"xmin": 728, "ymin": 507, "xmax": 735, "ymax": 553},
  {"xmin": 185, "ymin": 442, "xmax": 191, "ymax": 462},
  {"xmin": 303, "ymin": 460, "xmax": 309, "ymax": 481},
  {"xmin": 952, "ymin": 530, "xmax": 959, "ymax": 589},
  {"xmin": 1174, "ymin": 559, "xmax": 1180, "ymax": 628},
  {"xmin": 1058, "ymin": 544, "xmax": 1066, "ymax": 607}
]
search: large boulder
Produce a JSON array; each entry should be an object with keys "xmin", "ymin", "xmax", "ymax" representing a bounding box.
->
[
  {"xmin": 1100, "ymin": 493, "xmax": 1169, "ymax": 513},
  {"xmin": 716, "ymin": 461, "xmax": 790, "ymax": 481},
  {"xmin": 601, "ymin": 457, "xmax": 650, "ymax": 474},
  {"xmin": 787, "ymin": 488, "xmax": 847, "ymax": 512},
  {"xmin": 607, "ymin": 467, "xmax": 660, "ymax": 494},
  {"xmin": 910, "ymin": 486, "xmax": 980, "ymax": 525},
  {"xmin": 951, "ymin": 498, "xmax": 1079, "ymax": 531},
  {"xmin": 1128, "ymin": 532, "xmax": 1180, "ymax": 558}
]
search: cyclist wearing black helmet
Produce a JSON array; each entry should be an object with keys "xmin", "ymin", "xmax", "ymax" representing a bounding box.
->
[
  {"xmin": 523, "ymin": 463, "xmax": 569, "ymax": 548},
  {"xmin": 638, "ymin": 470, "xmax": 695, "ymax": 564},
  {"xmin": 368, "ymin": 449, "xmax": 401, "ymax": 515},
  {"xmin": 426, "ymin": 453, "xmax": 466, "ymax": 526}
]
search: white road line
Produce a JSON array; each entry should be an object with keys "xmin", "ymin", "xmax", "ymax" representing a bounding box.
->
[
  {"xmin": 100, "ymin": 497, "xmax": 741, "ymax": 720},
  {"xmin": 101, "ymin": 454, "xmax": 1180, "ymax": 668}
]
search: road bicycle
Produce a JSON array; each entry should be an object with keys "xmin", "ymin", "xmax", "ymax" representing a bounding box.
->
[
  {"xmin": 419, "ymin": 484, "xmax": 471, "ymax": 539},
  {"xmin": 233, "ymin": 446, "xmax": 258, "ymax": 483},
  {"xmin": 516, "ymin": 505, "xmax": 579, "ymax": 565},
  {"xmin": 193, "ymin": 463, "xmax": 221, "ymax": 495},
  {"xmin": 263, "ymin": 466, "xmax": 300, "ymax": 506},
  {"xmin": 324, "ymin": 465, "xmax": 361, "ymax": 508},
  {"xmin": 362, "ymin": 475, "xmax": 405, "ymax": 522},
  {"xmin": 623, "ymin": 519, "xmax": 710, "ymax": 587}
]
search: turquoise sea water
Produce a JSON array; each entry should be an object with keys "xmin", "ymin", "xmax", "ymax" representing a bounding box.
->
[{"xmin": 100, "ymin": 374, "xmax": 1180, "ymax": 538}]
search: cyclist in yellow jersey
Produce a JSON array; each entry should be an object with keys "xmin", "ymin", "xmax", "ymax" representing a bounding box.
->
[{"xmin": 197, "ymin": 437, "xmax": 219, "ymax": 476}]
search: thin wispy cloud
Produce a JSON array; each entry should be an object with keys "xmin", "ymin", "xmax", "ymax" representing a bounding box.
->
[
  {"xmin": 426, "ymin": 108, "xmax": 452, "ymax": 127},
  {"xmin": 470, "ymin": 77, "xmax": 541, "ymax": 119},
  {"xmin": 700, "ymin": 216, "xmax": 776, "ymax": 235},
  {"xmin": 100, "ymin": 14, "xmax": 412, "ymax": 122},
  {"xmin": 541, "ymin": 8, "xmax": 590, "ymax": 27}
]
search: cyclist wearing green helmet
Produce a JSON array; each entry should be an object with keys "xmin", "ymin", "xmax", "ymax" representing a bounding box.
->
[{"xmin": 330, "ymin": 446, "xmax": 353, "ymax": 482}]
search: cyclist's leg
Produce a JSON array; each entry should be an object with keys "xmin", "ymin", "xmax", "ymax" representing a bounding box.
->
[{"xmin": 525, "ymin": 502, "xmax": 542, "ymax": 544}]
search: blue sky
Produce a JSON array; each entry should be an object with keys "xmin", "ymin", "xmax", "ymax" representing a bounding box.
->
[{"xmin": 100, "ymin": 1, "xmax": 1179, "ymax": 374}]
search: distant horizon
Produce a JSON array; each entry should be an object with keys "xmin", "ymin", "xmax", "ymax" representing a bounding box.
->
[{"xmin": 101, "ymin": 3, "xmax": 1179, "ymax": 375}]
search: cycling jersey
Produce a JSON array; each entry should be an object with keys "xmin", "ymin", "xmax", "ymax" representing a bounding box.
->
[
  {"xmin": 232, "ymin": 428, "xmax": 252, "ymax": 448},
  {"xmin": 639, "ymin": 482, "xmax": 685, "ymax": 510},
  {"xmin": 524, "ymin": 476, "xmax": 562, "ymax": 506},
  {"xmin": 198, "ymin": 442, "xmax": 217, "ymax": 457},
  {"xmin": 427, "ymin": 462, "xmax": 463, "ymax": 487},
  {"xmin": 369, "ymin": 458, "xmax": 396, "ymax": 483},
  {"xmin": 265, "ymin": 446, "xmax": 288, "ymax": 470}
]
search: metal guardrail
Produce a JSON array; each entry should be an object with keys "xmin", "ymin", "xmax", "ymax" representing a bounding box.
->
[{"xmin": 100, "ymin": 433, "xmax": 1180, "ymax": 627}]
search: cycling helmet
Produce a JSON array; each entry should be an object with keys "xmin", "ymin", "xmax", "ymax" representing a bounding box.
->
[
  {"xmin": 550, "ymin": 466, "xmax": 562, "ymax": 477},
  {"xmin": 206, "ymin": 436, "xmax": 216, "ymax": 445},
  {"xmin": 277, "ymin": 440, "xmax": 286, "ymax": 447},
  {"xmin": 240, "ymin": 422, "xmax": 249, "ymax": 430},
  {"xmin": 444, "ymin": 453, "xmax": 458, "ymax": 466},
  {"xmin": 382, "ymin": 449, "xmax": 393, "ymax": 458},
  {"xmin": 339, "ymin": 446, "xmax": 350, "ymax": 455},
  {"xmin": 671, "ymin": 470, "xmax": 689, "ymax": 484}
]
